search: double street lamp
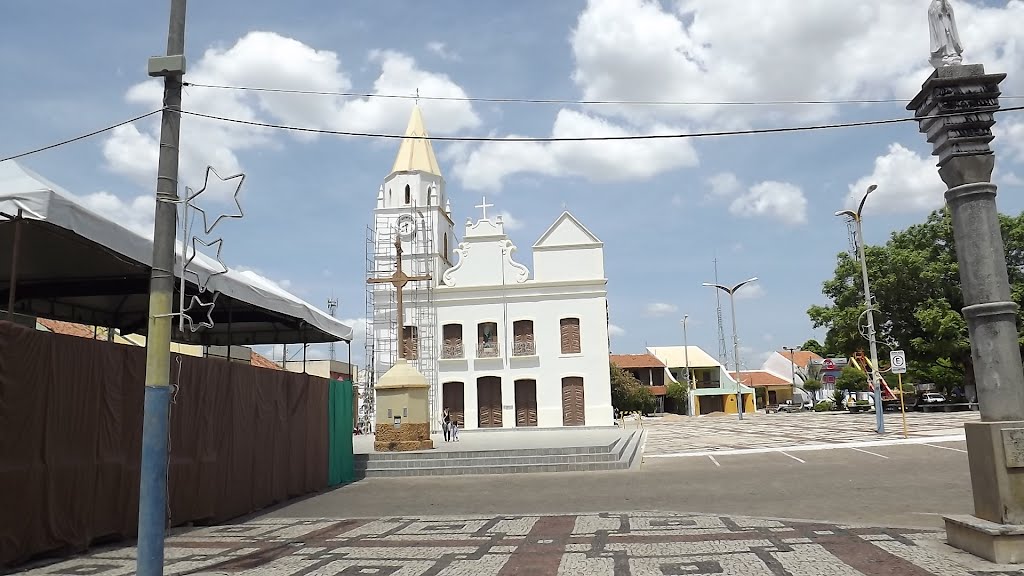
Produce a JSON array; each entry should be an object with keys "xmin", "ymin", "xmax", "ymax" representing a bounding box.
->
[
  {"xmin": 703, "ymin": 277, "xmax": 759, "ymax": 420},
  {"xmin": 835, "ymin": 184, "xmax": 885, "ymax": 434}
]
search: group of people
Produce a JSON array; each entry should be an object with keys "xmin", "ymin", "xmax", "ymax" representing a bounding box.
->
[{"xmin": 442, "ymin": 407, "xmax": 460, "ymax": 442}]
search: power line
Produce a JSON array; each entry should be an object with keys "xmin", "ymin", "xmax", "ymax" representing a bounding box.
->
[
  {"xmin": 182, "ymin": 81, "xmax": 1024, "ymax": 107},
  {"xmin": 178, "ymin": 105, "xmax": 1024, "ymax": 143},
  {"xmin": 0, "ymin": 109, "xmax": 164, "ymax": 163}
]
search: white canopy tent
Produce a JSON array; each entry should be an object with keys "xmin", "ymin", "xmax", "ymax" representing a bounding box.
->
[{"xmin": 0, "ymin": 159, "xmax": 353, "ymax": 345}]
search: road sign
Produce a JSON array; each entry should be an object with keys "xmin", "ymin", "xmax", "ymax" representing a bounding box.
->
[
  {"xmin": 890, "ymin": 350, "xmax": 907, "ymax": 374},
  {"xmin": 823, "ymin": 359, "xmax": 836, "ymax": 371}
]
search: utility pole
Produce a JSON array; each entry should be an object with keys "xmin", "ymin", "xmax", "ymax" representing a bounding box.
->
[
  {"xmin": 836, "ymin": 185, "xmax": 884, "ymax": 434},
  {"xmin": 137, "ymin": 2, "xmax": 187, "ymax": 575},
  {"xmin": 681, "ymin": 316, "xmax": 694, "ymax": 417},
  {"xmin": 783, "ymin": 346, "xmax": 799, "ymax": 404}
]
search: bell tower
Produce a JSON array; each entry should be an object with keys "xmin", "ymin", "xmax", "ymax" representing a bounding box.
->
[{"xmin": 365, "ymin": 105, "xmax": 454, "ymax": 432}]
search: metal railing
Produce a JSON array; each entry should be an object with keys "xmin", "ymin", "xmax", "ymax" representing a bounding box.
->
[
  {"xmin": 477, "ymin": 343, "xmax": 500, "ymax": 358},
  {"xmin": 441, "ymin": 342, "xmax": 464, "ymax": 359},
  {"xmin": 512, "ymin": 340, "xmax": 536, "ymax": 356}
]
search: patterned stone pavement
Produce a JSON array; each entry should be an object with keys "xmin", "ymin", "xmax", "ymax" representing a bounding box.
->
[
  {"xmin": 19, "ymin": 512, "xmax": 1024, "ymax": 575},
  {"xmin": 642, "ymin": 411, "xmax": 979, "ymax": 456}
]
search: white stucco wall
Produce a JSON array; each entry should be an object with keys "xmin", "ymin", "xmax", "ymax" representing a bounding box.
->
[{"xmin": 436, "ymin": 288, "xmax": 613, "ymax": 429}]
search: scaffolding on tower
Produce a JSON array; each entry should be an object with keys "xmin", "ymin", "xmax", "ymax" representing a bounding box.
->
[{"xmin": 365, "ymin": 205, "xmax": 440, "ymax": 433}]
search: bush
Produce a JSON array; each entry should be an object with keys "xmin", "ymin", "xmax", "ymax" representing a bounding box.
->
[{"xmin": 813, "ymin": 401, "xmax": 832, "ymax": 412}]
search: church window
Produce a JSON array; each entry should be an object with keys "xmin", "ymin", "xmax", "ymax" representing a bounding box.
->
[
  {"xmin": 404, "ymin": 184, "xmax": 411, "ymax": 205},
  {"xmin": 477, "ymin": 322, "xmax": 500, "ymax": 358},
  {"xmin": 513, "ymin": 320, "xmax": 535, "ymax": 356},
  {"xmin": 560, "ymin": 318, "xmax": 581, "ymax": 354},
  {"xmin": 442, "ymin": 324, "xmax": 463, "ymax": 359},
  {"xmin": 403, "ymin": 326, "xmax": 418, "ymax": 360},
  {"xmin": 443, "ymin": 233, "xmax": 449, "ymax": 260}
]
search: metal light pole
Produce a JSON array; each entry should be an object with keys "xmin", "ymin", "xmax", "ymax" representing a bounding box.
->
[
  {"xmin": 136, "ymin": 2, "xmax": 187, "ymax": 575},
  {"xmin": 783, "ymin": 346, "xmax": 799, "ymax": 404},
  {"xmin": 681, "ymin": 316, "xmax": 694, "ymax": 417},
  {"xmin": 835, "ymin": 184, "xmax": 885, "ymax": 434},
  {"xmin": 703, "ymin": 278, "xmax": 758, "ymax": 420}
]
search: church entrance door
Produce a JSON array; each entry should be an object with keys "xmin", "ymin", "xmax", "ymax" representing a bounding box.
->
[
  {"xmin": 443, "ymin": 382, "xmax": 465, "ymax": 428},
  {"xmin": 477, "ymin": 376, "xmax": 503, "ymax": 428},
  {"xmin": 561, "ymin": 377, "xmax": 586, "ymax": 426},
  {"xmin": 514, "ymin": 380, "xmax": 538, "ymax": 427}
]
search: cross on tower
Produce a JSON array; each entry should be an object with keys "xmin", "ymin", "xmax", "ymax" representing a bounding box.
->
[
  {"xmin": 367, "ymin": 236, "xmax": 432, "ymax": 360},
  {"xmin": 475, "ymin": 196, "xmax": 494, "ymax": 220}
]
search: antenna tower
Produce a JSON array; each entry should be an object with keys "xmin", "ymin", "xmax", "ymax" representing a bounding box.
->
[
  {"xmin": 714, "ymin": 257, "xmax": 731, "ymax": 370},
  {"xmin": 327, "ymin": 297, "xmax": 339, "ymax": 361}
]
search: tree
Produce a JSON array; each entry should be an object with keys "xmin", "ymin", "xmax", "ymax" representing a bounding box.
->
[
  {"xmin": 801, "ymin": 339, "xmax": 826, "ymax": 357},
  {"xmin": 807, "ymin": 208, "xmax": 1024, "ymax": 396},
  {"xmin": 609, "ymin": 363, "xmax": 657, "ymax": 414},
  {"xmin": 802, "ymin": 378, "xmax": 823, "ymax": 402},
  {"xmin": 666, "ymin": 381, "xmax": 688, "ymax": 414},
  {"xmin": 835, "ymin": 366, "xmax": 868, "ymax": 393}
]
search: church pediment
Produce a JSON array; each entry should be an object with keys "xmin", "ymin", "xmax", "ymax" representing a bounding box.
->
[
  {"xmin": 442, "ymin": 231, "xmax": 531, "ymax": 288},
  {"xmin": 533, "ymin": 211, "xmax": 603, "ymax": 250}
]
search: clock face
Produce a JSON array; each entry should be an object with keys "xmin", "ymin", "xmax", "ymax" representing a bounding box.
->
[{"xmin": 397, "ymin": 214, "xmax": 416, "ymax": 238}]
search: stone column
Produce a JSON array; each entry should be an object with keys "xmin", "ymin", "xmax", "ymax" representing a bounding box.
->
[{"xmin": 909, "ymin": 64, "xmax": 1024, "ymax": 563}]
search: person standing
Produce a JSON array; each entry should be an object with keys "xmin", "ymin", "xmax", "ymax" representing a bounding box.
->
[{"xmin": 442, "ymin": 407, "xmax": 452, "ymax": 442}]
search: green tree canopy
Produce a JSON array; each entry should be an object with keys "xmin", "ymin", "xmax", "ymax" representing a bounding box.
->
[
  {"xmin": 800, "ymin": 339, "xmax": 826, "ymax": 357},
  {"xmin": 807, "ymin": 209, "xmax": 1024, "ymax": 394},
  {"xmin": 610, "ymin": 363, "xmax": 656, "ymax": 414}
]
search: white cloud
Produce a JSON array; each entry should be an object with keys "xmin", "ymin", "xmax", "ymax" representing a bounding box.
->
[
  {"xmin": 498, "ymin": 210, "xmax": 524, "ymax": 230},
  {"xmin": 707, "ymin": 172, "xmax": 742, "ymax": 198},
  {"xmin": 609, "ymin": 324, "xmax": 626, "ymax": 338},
  {"xmin": 734, "ymin": 283, "xmax": 765, "ymax": 301},
  {"xmin": 104, "ymin": 32, "xmax": 479, "ymax": 198},
  {"xmin": 848, "ymin": 143, "xmax": 945, "ymax": 215},
  {"xmin": 729, "ymin": 181, "xmax": 808, "ymax": 225},
  {"xmin": 645, "ymin": 302, "xmax": 679, "ymax": 317},
  {"xmin": 569, "ymin": 0, "xmax": 1024, "ymax": 127},
  {"xmin": 426, "ymin": 41, "xmax": 460, "ymax": 61},
  {"xmin": 996, "ymin": 119, "xmax": 1024, "ymax": 165},
  {"xmin": 453, "ymin": 109, "xmax": 697, "ymax": 191}
]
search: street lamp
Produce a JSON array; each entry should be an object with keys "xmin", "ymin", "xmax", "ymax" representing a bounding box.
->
[
  {"xmin": 702, "ymin": 277, "xmax": 758, "ymax": 421},
  {"xmin": 835, "ymin": 183, "xmax": 885, "ymax": 434},
  {"xmin": 783, "ymin": 346, "xmax": 799, "ymax": 405},
  {"xmin": 681, "ymin": 316, "xmax": 694, "ymax": 417}
]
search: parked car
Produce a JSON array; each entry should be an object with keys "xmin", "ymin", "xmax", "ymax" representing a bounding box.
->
[{"xmin": 920, "ymin": 392, "xmax": 946, "ymax": 404}]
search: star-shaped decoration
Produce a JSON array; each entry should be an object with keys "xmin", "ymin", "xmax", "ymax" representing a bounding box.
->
[
  {"xmin": 186, "ymin": 165, "xmax": 246, "ymax": 235},
  {"xmin": 180, "ymin": 293, "xmax": 218, "ymax": 332},
  {"xmin": 184, "ymin": 236, "xmax": 228, "ymax": 293}
]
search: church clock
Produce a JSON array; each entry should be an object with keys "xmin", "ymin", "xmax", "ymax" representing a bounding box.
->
[{"xmin": 396, "ymin": 213, "xmax": 417, "ymax": 239}]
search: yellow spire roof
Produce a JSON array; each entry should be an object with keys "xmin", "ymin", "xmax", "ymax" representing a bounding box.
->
[{"xmin": 390, "ymin": 105, "xmax": 442, "ymax": 176}]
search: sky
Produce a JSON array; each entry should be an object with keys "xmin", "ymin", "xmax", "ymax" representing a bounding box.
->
[{"xmin": 4, "ymin": 0, "xmax": 1024, "ymax": 370}]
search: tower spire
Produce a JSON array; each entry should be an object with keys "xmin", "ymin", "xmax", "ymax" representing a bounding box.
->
[{"xmin": 391, "ymin": 105, "xmax": 442, "ymax": 177}]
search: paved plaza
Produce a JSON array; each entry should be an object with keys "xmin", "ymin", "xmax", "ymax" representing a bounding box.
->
[
  {"xmin": 22, "ymin": 512, "xmax": 1024, "ymax": 575},
  {"xmin": 641, "ymin": 411, "xmax": 978, "ymax": 457}
]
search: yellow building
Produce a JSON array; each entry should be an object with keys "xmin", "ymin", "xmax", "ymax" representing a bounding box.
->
[{"xmin": 647, "ymin": 346, "xmax": 756, "ymax": 416}]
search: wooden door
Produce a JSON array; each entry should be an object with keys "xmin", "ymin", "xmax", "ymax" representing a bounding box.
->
[
  {"xmin": 515, "ymin": 380, "xmax": 538, "ymax": 427},
  {"xmin": 561, "ymin": 377, "xmax": 586, "ymax": 426},
  {"xmin": 443, "ymin": 382, "xmax": 465, "ymax": 428},
  {"xmin": 477, "ymin": 377, "xmax": 503, "ymax": 428}
]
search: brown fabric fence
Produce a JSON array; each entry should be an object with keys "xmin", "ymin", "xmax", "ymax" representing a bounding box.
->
[{"xmin": 0, "ymin": 321, "xmax": 329, "ymax": 568}]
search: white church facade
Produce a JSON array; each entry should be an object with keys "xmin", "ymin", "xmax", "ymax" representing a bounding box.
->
[{"xmin": 365, "ymin": 106, "xmax": 613, "ymax": 431}]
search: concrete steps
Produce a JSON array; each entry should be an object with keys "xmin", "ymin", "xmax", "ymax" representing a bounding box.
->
[{"xmin": 355, "ymin": 430, "xmax": 645, "ymax": 478}]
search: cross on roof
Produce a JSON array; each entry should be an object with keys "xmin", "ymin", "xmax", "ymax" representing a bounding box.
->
[{"xmin": 476, "ymin": 196, "xmax": 494, "ymax": 220}]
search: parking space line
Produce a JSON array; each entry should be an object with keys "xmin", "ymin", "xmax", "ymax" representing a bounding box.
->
[
  {"xmin": 708, "ymin": 455, "xmax": 721, "ymax": 467},
  {"xmin": 850, "ymin": 447, "xmax": 889, "ymax": 459},
  {"xmin": 924, "ymin": 443, "xmax": 968, "ymax": 454},
  {"xmin": 781, "ymin": 451, "xmax": 806, "ymax": 463}
]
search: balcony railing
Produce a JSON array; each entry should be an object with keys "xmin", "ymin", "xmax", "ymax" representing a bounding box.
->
[
  {"xmin": 512, "ymin": 340, "xmax": 536, "ymax": 356},
  {"xmin": 477, "ymin": 343, "xmax": 500, "ymax": 358},
  {"xmin": 441, "ymin": 342, "xmax": 464, "ymax": 359}
]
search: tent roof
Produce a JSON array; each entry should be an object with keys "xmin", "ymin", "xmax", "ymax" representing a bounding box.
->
[{"xmin": 0, "ymin": 160, "xmax": 353, "ymax": 345}]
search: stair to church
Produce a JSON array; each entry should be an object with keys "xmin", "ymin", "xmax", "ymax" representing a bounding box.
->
[{"xmin": 354, "ymin": 429, "xmax": 645, "ymax": 478}]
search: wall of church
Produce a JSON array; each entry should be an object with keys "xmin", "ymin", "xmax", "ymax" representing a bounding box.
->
[
  {"xmin": 533, "ymin": 247, "xmax": 605, "ymax": 283},
  {"xmin": 435, "ymin": 291, "xmax": 613, "ymax": 430}
]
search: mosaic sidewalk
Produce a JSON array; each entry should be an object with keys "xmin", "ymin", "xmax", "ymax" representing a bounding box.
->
[
  {"xmin": 643, "ymin": 411, "xmax": 979, "ymax": 456},
  {"xmin": 19, "ymin": 512, "xmax": 1024, "ymax": 575}
]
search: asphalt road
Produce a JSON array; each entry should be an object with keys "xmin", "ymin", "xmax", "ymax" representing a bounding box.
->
[{"xmin": 268, "ymin": 439, "xmax": 971, "ymax": 529}]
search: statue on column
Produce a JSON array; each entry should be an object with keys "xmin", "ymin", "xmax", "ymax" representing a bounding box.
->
[{"xmin": 928, "ymin": 0, "xmax": 964, "ymax": 69}]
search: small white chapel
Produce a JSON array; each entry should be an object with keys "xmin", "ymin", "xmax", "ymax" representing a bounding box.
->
[{"xmin": 365, "ymin": 105, "xmax": 613, "ymax": 431}]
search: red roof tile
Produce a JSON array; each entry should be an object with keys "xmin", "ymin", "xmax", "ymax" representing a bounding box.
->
[
  {"xmin": 37, "ymin": 318, "xmax": 98, "ymax": 339},
  {"xmin": 251, "ymin": 352, "xmax": 281, "ymax": 370},
  {"xmin": 779, "ymin": 350, "xmax": 823, "ymax": 367},
  {"xmin": 611, "ymin": 353, "xmax": 667, "ymax": 369},
  {"xmin": 729, "ymin": 370, "xmax": 791, "ymax": 386}
]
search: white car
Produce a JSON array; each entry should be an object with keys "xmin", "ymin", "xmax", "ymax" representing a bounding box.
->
[{"xmin": 920, "ymin": 392, "xmax": 945, "ymax": 404}]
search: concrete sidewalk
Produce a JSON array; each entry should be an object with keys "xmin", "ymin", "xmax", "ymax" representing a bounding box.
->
[{"xmin": 16, "ymin": 511, "xmax": 1023, "ymax": 575}]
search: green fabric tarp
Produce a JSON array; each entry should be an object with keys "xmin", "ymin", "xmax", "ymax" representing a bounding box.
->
[{"xmin": 327, "ymin": 379, "xmax": 355, "ymax": 486}]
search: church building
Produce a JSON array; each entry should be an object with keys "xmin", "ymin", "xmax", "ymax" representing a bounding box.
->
[{"xmin": 365, "ymin": 106, "xmax": 613, "ymax": 431}]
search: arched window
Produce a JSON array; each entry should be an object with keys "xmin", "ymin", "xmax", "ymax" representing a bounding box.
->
[
  {"xmin": 443, "ymin": 233, "xmax": 449, "ymax": 260},
  {"xmin": 404, "ymin": 184, "xmax": 411, "ymax": 205}
]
